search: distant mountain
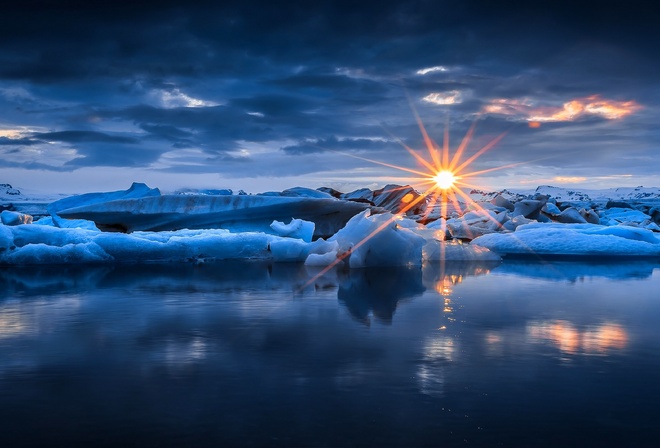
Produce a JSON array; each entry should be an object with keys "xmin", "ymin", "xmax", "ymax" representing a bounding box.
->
[
  {"xmin": 0, "ymin": 183, "xmax": 21, "ymax": 197},
  {"xmin": 534, "ymin": 185, "xmax": 660, "ymax": 202},
  {"xmin": 468, "ymin": 185, "xmax": 660, "ymax": 203}
]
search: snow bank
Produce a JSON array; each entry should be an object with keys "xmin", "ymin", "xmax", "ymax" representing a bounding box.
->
[{"xmin": 473, "ymin": 223, "xmax": 660, "ymax": 258}]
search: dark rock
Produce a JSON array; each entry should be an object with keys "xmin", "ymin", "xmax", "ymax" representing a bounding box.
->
[
  {"xmin": 606, "ymin": 200, "xmax": 632, "ymax": 209},
  {"xmin": 317, "ymin": 187, "xmax": 343, "ymax": 198}
]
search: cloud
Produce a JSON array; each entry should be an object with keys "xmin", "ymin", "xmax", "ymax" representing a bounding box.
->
[
  {"xmin": 0, "ymin": 136, "xmax": 39, "ymax": 146},
  {"xmin": 422, "ymin": 91, "xmax": 463, "ymax": 105},
  {"xmin": 0, "ymin": 1, "xmax": 658, "ymax": 190},
  {"xmin": 484, "ymin": 96, "xmax": 642, "ymax": 122},
  {"xmin": 281, "ymin": 136, "xmax": 399, "ymax": 155},
  {"xmin": 150, "ymin": 88, "xmax": 219, "ymax": 109},
  {"xmin": 31, "ymin": 131, "xmax": 139, "ymax": 144},
  {"xmin": 416, "ymin": 66, "xmax": 448, "ymax": 75}
]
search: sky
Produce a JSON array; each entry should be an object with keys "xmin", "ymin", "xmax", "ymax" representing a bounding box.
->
[{"xmin": 0, "ymin": 0, "xmax": 659, "ymax": 194}]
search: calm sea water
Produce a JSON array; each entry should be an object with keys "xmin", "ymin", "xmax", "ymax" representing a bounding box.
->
[{"xmin": 1, "ymin": 260, "xmax": 659, "ymax": 447}]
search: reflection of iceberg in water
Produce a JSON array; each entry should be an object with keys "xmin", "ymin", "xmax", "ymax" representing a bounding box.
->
[
  {"xmin": 337, "ymin": 267, "xmax": 425, "ymax": 325},
  {"xmin": 423, "ymin": 260, "xmax": 500, "ymax": 328},
  {"xmin": 0, "ymin": 261, "xmax": 314, "ymax": 299},
  {"xmin": 493, "ymin": 260, "xmax": 660, "ymax": 282},
  {"xmin": 335, "ymin": 261, "xmax": 502, "ymax": 326}
]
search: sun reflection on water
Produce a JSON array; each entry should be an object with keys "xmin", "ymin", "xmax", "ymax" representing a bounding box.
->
[{"xmin": 526, "ymin": 320, "xmax": 628, "ymax": 355}]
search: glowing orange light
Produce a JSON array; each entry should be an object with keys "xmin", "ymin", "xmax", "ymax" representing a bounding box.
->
[
  {"xmin": 528, "ymin": 121, "xmax": 541, "ymax": 128},
  {"xmin": 433, "ymin": 170, "xmax": 457, "ymax": 190},
  {"xmin": 300, "ymin": 104, "xmax": 518, "ymax": 291}
]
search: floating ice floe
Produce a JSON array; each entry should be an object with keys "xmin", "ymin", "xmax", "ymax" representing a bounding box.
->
[
  {"xmin": 0, "ymin": 224, "xmax": 272, "ymax": 265},
  {"xmin": 0, "ymin": 210, "xmax": 501, "ymax": 266},
  {"xmin": 473, "ymin": 223, "xmax": 660, "ymax": 258}
]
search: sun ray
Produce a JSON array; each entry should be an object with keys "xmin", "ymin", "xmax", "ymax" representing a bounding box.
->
[
  {"xmin": 448, "ymin": 120, "xmax": 478, "ymax": 172},
  {"xmin": 459, "ymin": 159, "xmax": 542, "ymax": 178},
  {"xmin": 327, "ymin": 149, "xmax": 431, "ymax": 178},
  {"xmin": 413, "ymin": 108, "xmax": 443, "ymax": 171},
  {"xmin": 301, "ymin": 188, "xmax": 437, "ymax": 289},
  {"xmin": 442, "ymin": 116, "xmax": 450, "ymax": 169},
  {"xmin": 454, "ymin": 131, "xmax": 507, "ymax": 175},
  {"xmin": 301, "ymin": 113, "xmax": 526, "ymax": 292},
  {"xmin": 380, "ymin": 125, "xmax": 439, "ymax": 174}
]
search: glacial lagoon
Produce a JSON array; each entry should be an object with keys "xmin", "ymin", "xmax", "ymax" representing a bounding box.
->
[{"xmin": 1, "ymin": 260, "xmax": 659, "ymax": 447}]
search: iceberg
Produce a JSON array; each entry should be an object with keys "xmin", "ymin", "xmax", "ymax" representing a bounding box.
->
[
  {"xmin": 55, "ymin": 192, "xmax": 372, "ymax": 238},
  {"xmin": 473, "ymin": 223, "xmax": 660, "ymax": 259},
  {"xmin": 302, "ymin": 211, "xmax": 500, "ymax": 268},
  {"xmin": 0, "ymin": 209, "xmax": 501, "ymax": 267}
]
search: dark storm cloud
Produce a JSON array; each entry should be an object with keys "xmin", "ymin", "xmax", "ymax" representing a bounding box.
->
[
  {"xmin": 281, "ymin": 136, "xmax": 402, "ymax": 155},
  {"xmin": 0, "ymin": 0, "xmax": 658, "ymax": 187},
  {"xmin": 31, "ymin": 131, "xmax": 139, "ymax": 145},
  {"xmin": 0, "ymin": 137, "xmax": 39, "ymax": 146},
  {"xmin": 3, "ymin": 0, "xmax": 657, "ymax": 82},
  {"xmin": 64, "ymin": 143, "xmax": 164, "ymax": 168}
]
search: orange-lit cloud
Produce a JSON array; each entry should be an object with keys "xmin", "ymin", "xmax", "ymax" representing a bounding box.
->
[
  {"xmin": 553, "ymin": 176, "xmax": 588, "ymax": 183},
  {"xmin": 484, "ymin": 95, "xmax": 641, "ymax": 122}
]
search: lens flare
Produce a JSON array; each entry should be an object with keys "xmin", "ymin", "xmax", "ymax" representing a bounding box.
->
[
  {"xmin": 300, "ymin": 109, "xmax": 526, "ymax": 291},
  {"xmin": 433, "ymin": 170, "xmax": 457, "ymax": 190}
]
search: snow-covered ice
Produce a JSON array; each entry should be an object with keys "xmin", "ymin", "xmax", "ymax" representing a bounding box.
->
[
  {"xmin": 473, "ymin": 223, "xmax": 660, "ymax": 258},
  {"xmin": 3, "ymin": 181, "xmax": 660, "ymax": 266}
]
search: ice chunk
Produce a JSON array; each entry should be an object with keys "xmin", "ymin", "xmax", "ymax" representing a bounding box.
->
[
  {"xmin": 327, "ymin": 211, "xmax": 426, "ymax": 268},
  {"xmin": 305, "ymin": 250, "xmax": 340, "ymax": 266},
  {"xmin": 490, "ymin": 194, "xmax": 515, "ymax": 211},
  {"xmin": 34, "ymin": 216, "xmax": 100, "ymax": 231},
  {"xmin": 269, "ymin": 238, "xmax": 311, "ymax": 262},
  {"xmin": 552, "ymin": 207, "xmax": 588, "ymax": 224},
  {"xmin": 600, "ymin": 207, "xmax": 652, "ymax": 226},
  {"xmin": 512, "ymin": 199, "xmax": 545, "ymax": 219},
  {"xmin": 270, "ymin": 218, "xmax": 315, "ymax": 242},
  {"xmin": 541, "ymin": 202, "xmax": 561, "ymax": 215},
  {"xmin": 1, "ymin": 210, "xmax": 33, "ymax": 225},
  {"xmin": 473, "ymin": 223, "xmax": 660, "ymax": 258}
]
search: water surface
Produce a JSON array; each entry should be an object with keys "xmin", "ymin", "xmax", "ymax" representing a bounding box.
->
[{"xmin": 1, "ymin": 260, "xmax": 659, "ymax": 447}]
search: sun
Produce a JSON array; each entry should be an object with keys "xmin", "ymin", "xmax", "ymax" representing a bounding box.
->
[
  {"xmin": 300, "ymin": 110, "xmax": 522, "ymax": 290},
  {"xmin": 433, "ymin": 170, "xmax": 457, "ymax": 190}
]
